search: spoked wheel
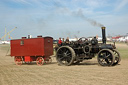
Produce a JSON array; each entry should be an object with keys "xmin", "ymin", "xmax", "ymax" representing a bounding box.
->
[
  {"xmin": 36, "ymin": 57, "xmax": 44, "ymax": 65},
  {"xmin": 14, "ymin": 56, "xmax": 23, "ymax": 65},
  {"xmin": 97, "ymin": 49, "xmax": 115, "ymax": 66},
  {"xmin": 56, "ymin": 46, "xmax": 75, "ymax": 66},
  {"xmin": 112, "ymin": 49, "xmax": 121, "ymax": 66}
]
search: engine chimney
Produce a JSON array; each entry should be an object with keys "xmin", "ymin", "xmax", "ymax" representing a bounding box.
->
[{"xmin": 101, "ymin": 27, "xmax": 106, "ymax": 44}]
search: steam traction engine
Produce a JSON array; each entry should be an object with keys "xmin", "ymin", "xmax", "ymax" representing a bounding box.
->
[
  {"xmin": 56, "ymin": 27, "xmax": 121, "ymax": 66},
  {"xmin": 11, "ymin": 36, "xmax": 53, "ymax": 65}
]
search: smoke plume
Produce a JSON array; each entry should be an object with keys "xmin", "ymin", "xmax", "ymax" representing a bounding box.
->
[
  {"xmin": 72, "ymin": 9, "xmax": 104, "ymax": 27},
  {"xmin": 53, "ymin": 1, "xmax": 104, "ymax": 27}
]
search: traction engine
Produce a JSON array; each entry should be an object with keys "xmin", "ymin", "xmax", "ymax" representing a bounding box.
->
[{"xmin": 56, "ymin": 27, "xmax": 121, "ymax": 66}]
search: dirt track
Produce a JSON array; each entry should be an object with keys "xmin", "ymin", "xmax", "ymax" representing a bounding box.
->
[{"xmin": 0, "ymin": 44, "xmax": 128, "ymax": 85}]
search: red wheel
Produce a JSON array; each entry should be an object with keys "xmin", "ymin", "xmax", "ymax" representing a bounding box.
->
[
  {"xmin": 14, "ymin": 56, "xmax": 23, "ymax": 65},
  {"xmin": 36, "ymin": 57, "xmax": 44, "ymax": 65}
]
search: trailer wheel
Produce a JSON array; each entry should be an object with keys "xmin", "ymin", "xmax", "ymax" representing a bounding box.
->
[
  {"xmin": 14, "ymin": 56, "xmax": 23, "ymax": 65},
  {"xmin": 56, "ymin": 46, "xmax": 75, "ymax": 66},
  {"xmin": 36, "ymin": 57, "xmax": 44, "ymax": 65},
  {"xmin": 97, "ymin": 49, "xmax": 115, "ymax": 66},
  {"xmin": 112, "ymin": 49, "xmax": 121, "ymax": 66}
]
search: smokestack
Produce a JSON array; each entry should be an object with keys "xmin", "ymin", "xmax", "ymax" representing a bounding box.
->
[{"xmin": 101, "ymin": 27, "xmax": 106, "ymax": 44}]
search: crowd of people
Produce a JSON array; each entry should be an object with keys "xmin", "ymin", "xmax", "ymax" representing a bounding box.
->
[{"xmin": 58, "ymin": 37, "xmax": 70, "ymax": 46}]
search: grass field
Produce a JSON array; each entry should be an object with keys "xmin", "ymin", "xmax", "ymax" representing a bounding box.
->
[
  {"xmin": 116, "ymin": 44, "xmax": 128, "ymax": 59},
  {"xmin": 0, "ymin": 43, "xmax": 128, "ymax": 85}
]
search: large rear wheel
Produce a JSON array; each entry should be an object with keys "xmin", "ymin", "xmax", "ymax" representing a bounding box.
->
[
  {"xmin": 97, "ymin": 49, "xmax": 115, "ymax": 66},
  {"xmin": 56, "ymin": 46, "xmax": 75, "ymax": 66}
]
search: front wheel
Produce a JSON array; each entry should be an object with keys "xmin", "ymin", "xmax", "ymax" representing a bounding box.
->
[
  {"xmin": 56, "ymin": 46, "xmax": 75, "ymax": 66},
  {"xmin": 97, "ymin": 49, "xmax": 115, "ymax": 66}
]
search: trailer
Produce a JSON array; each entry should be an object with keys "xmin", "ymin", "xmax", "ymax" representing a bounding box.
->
[{"xmin": 10, "ymin": 36, "xmax": 53, "ymax": 65}]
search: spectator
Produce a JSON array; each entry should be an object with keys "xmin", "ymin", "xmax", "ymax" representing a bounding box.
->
[
  {"xmin": 65, "ymin": 37, "xmax": 70, "ymax": 44},
  {"xmin": 62, "ymin": 38, "xmax": 65, "ymax": 43},
  {"xmin": 58, "ymin": 38, "xmax": 62, "ymax": 46}
]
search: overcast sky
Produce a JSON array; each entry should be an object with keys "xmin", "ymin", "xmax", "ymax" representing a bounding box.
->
[{"xmin": 0, "ymin": 0, "xmax": 128, "ymax": 40}]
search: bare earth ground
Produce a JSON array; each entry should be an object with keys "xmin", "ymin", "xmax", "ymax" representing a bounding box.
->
[{"xmin": 0, "ymin": 44, "xmax": 128, "ymax": 85}]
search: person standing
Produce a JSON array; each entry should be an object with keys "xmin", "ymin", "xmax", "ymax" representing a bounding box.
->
[
  {"xmin": 62, "ymin": 38, "xmax": 65, "ymax": 43},
  {"xmin": 65, "ymin": 37, "xmax": 70, "ymax": 44},
  {"xmin": 58, "ymin": 38, "xmax": 62, "ymax": 46}
]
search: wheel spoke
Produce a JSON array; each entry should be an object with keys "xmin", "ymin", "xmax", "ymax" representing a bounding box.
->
[
  {"xmin": 100, "ymin": 58, "xmax": 105, "ymax": 62},
  {"xmin": 105, "ymin": 59, "xmax": 110, "ymax": 64},
  {"xmin": 66, "ymin": 53, "xmax": 71, "ymax": 56},
  {"xmin": 59, "ymin": 49, "xmax": 63, "ymax": 53},
  {"xmin": 57, "ymin": 53, "xmax": 63, "ymax": 56},
  {"xmin": 59, "ymin": 57, "xmax": 65, "ymax": 61},
  {"xmin": 106, "ymin": 54, "xmax": 110, "ymax": 58},
  {"xmin": 65, "ymin": 50, "xmax": 68, "ymax": 53}
]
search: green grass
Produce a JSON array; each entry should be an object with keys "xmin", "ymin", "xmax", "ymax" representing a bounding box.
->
[{"xmin": 117, "ymin": 48, "xmax": 128, "ymax": 59}]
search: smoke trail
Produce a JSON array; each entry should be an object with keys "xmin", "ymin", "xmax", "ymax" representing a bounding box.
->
[
  {"xmin": 72, "ymin": 9, "xmax": 104, "ymax": 27},
  {"xmin": 52, "ymin": 1, "xmax": 104, "ymax": 27}
]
